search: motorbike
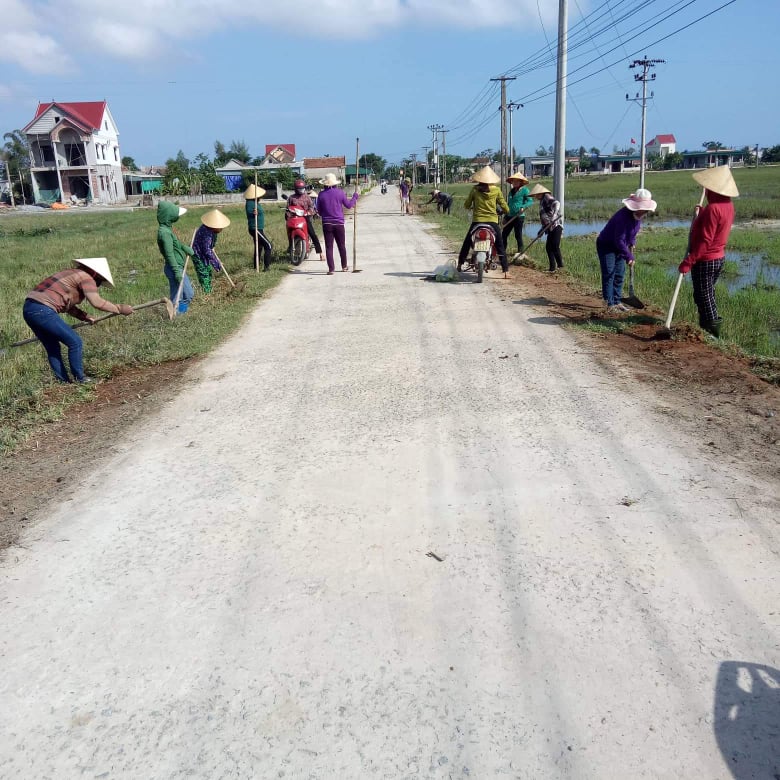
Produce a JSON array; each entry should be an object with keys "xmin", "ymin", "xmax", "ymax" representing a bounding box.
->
[
  {"xmin": 286, "ymin": 205, "xmax": 312, "ymax": 266},
  {"xmin": 460, "ymin": 223, "xmax": 499, "ymax": 283},
  {"xmin": 381, "ymin": 182, "xmax": 387, "ymax": 194}
]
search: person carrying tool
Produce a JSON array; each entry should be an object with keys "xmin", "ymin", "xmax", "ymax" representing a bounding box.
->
[
  {"xmin": 425, "ymin": 190, "xmax": 453, "ymax": 215},
  {"xmin": 192, "ymin": 209, "xmax": 230, "ymax": 293},
  {"xmin": 157, "ymin": 201, "xmax": 196, "ymax": 313},
  {"xmin": 316, "ymin": 173, "xmax": 358, "ymax": 274},
  {"xmin": 596, "ymin": 188, "xmax": 657, "ymax": 311},
  {"xmin": 502, "ymin": 171, "xmax": 533, "ymax": 254},
  {"xmin": 287, "ymin": 179, "xmax": 325, "ymax": 261},
  {"xmin": 458, "ymin": 166, "xmax": 509, "ymax": 273},
  {"xmin": 678, "ymin": 167, "xmax": 738, "ymax": 338},
  {"xmin": 530, "ymin": 184, "xmax": 564, "ymax": 273},
  {"xmin": 22, "ymin": 257, "xmax": 133, "ymax": 384},
  {"xmin": 245, "ymin": 183, "xmax": 273, "ymax": 271}
]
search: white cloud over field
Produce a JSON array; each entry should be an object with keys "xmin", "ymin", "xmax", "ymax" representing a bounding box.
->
[{"xmin": 0, "ymin": 0, "xmax": 559, "ymax": 74}]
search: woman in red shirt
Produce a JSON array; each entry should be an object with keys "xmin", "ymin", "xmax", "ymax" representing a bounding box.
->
[{"xmin": 678, "ymin": 167, "xmax": 739, "ymax": 337}]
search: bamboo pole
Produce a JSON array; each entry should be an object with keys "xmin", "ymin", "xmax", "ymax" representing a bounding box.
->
[
  {"xmin": 254, "ymin": 169, "xmax": 260, "ymax": 273},
  {"xmin": 352, "ymin": 137, "xmax": 360, "ymax": 273}
]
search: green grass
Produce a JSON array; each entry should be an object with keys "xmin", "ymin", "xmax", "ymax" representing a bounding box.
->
[
  {"xmin": 0, "ymin": 202, "xmax": 291, "ymax": 451},
  {"xmin": 428, "ymin": 165, "xmax": 780, "ymax": 221},
  {"xmin": 414, "ymin": 179, "xmax": 780, "ymax": 362}
]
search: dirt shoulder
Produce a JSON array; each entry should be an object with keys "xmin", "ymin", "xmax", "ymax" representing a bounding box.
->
[
  {"xmin": 0, "ymin": 360, "xmax": 199, "ymax": 552},
  {"xmin": 2, "ymin": 265, "xmax": 779, "ymax": 553}
]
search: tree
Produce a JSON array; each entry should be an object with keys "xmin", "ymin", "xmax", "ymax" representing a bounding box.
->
[
  {"xmin": 535, "ymin": 145, "xmax": 548, "ymax": 156},
  {"xmin": 589, "ymin": 146, "xmax": 600, "ymax": 155},
  {"xmin": 213, "ymin": 141, "xmax": 229, "ymax": 167},
  {"xmin": 228, "ymin": 140, "xmax": 251, "ymax": 164},
  {"xmin": 761, "ymin": 144, "xmax": 780, "ymax": 163},
  {"xmin": 660, "ymin": 151, "xmax": 684, "ymax": 170},
  {"xmin": 162, "ymin": 153, "xmax": 194, "ymax": 195},
  {"xmin": 193, "ymin": 153, "xmax": 225, "ymax": 194},
  {"xmin": 2, "ymin": 130, "xmax": 31, "ymax": 204},
  {"xmin": 121, "ymin": 156, "xmax": 138, "ymax": 171},
  {"xmin": 702, "ymin": 140, "xmax": 723, "ymax": 150},
  {"xmin": 736, "ymin": 145, "xmax": 755, "ymax": 166},
  {"xmin": 359, "ymin": 153, "xmax": 386, "ymax": 178}
]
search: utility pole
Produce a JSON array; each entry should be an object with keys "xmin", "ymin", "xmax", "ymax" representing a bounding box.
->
[
  {"xmin": 553, "ymin": 0, "xmax": 568, "ymax": 216},
  {"xmin": 627, "ymin": 55, "xmax": 664, "ymax": 190},
  {"xmin": 440, "ymin": 129, "xmax": 448, "ymax": 185},
  {"xmin": 508, "ymin": 102, "xmax": 523, "ymax": 175},
  {"xmin": 755, "ymin": 143, "xmax": 759, "ymax": 168},
  {"xmin": 410, "ymin": 153, "xmax": 417, "ymax": 189},
  {"xmin": 491, "ymin": 76, "xmax": 516, "ymax": 194},
  {"xmin": 422, "ymin": 146, "xmax": 430, "ymax": 184},
  {"xmin": 427, "ymin": 124, "xmax": 443, "ymax": 186}
]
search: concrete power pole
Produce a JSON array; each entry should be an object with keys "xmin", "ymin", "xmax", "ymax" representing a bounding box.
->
[
  {"xmin": 553, "ymin": 0, "xmax": 568, "ymax": 216},
  {"xmin": 440, "ymin": 130, "xmax": 448, "ymax": 185},
  {"xmin": 627, "ymin": 56, "xmax": 664, "ymax": 190},
  {"xmin": 491, "ymin": 76, "xmax": 516, "ymax": 194},
  {"xmin": 422, "ymin": 146, "xmax": 430, "ymax": 184},
  {"xmin": 410, "ymin": 153, "xmax": 417, "ymax": 189},
  {"xmin": 508, "ymin": 102, "xmax": 523, "ymax": 176},
  {"xmin": 427, "ymin": 124, "xmax": 443, "ymax": 187}
]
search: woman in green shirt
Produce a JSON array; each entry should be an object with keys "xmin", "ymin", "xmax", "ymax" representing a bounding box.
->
[{"xmin": 502, "ymin": 171, "xmax": 533, "ymax": 254}]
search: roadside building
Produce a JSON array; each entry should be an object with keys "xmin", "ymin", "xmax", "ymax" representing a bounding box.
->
[
  {"xmin": 23, "ymin": 101, "xmax": 126, "ymax": 205},
  {"xmin": 681, "ymin": 148, "xmax": 747, "ymax": 169},
  {"xmin": 303, "ymin": 156, "xmax": 346, "ymax": 183},
  {"xmin": 646, "ymin": 134, "xmax": 676, "ymax": 158},
  {"xmin": 590, "ymin": 154, "xmax": 641, "ymax": 174}
]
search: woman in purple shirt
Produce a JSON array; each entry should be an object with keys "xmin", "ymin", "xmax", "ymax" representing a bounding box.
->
[
  {"xmin": 316, "ymin": 173, "xmax": 359, "ymax": 274},
  {"xmin": 596, "ymin": 188, "xmax": 656, "ymax": 311}
]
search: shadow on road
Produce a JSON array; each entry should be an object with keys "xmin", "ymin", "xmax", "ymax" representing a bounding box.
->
[
  {"xmin": 527, "ymin": 316, "xmax": 568, "ymax": 326},
  {"xmin": 714, "ymin": 660, "xmax": 780, "ymax": 779}
]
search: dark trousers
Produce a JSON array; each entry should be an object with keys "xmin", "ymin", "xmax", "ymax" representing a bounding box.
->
[
  {"xmin": 440, "ymin": 196, "xmax": 452, "ymax": 215},
  {"xmin": 458, "ymin": 222, "xmax": 507, "ymax": 272},
  {"xmin": 248, "ymin": 227, "xmax": 273, "ymax": 269},
  {"xmin": 22, "ymin": 299, "xmax": 84, "ymax": 383},
  {"xmin": 545, "ymin": 225, "xmax": 564, "ymax": 270},
  {"xmin": 305, "ymin": 216, "xmax": 322, "ymax": 254},
  {"xmin": 323, "ymin": 222, "xmax": 348, "ymax": 272},
  {"xmin": 502, "ymin": 215, "xmax": 525, "ymax": 252},
  {"xmin": 691, "ymin": 258, "xmax": 724, "ymax": 324}
]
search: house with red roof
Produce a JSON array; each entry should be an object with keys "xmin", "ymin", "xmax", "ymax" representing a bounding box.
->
[
  {"xmin": 22, "ymin": 101, "xmax": 126, "ymax": 204},
  {"xmin": 303, "ymin": 156, "xmax": 346, "ymax": 182},
  {"xmin": 646, "ymin": 134, "xmax": 676, "ymax": 158}
]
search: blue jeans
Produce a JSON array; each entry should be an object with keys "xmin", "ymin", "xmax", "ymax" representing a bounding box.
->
[
  {"xmin": 597, "ymin": 249, "xmax": 626, "ymax": 306},
  {"xmin": 22, "ymin": 299, "xmax": 84, "ymax": 382},
  {"xmin": 163, "ymin": 263, "xmax": 194, "ymax": 307}
]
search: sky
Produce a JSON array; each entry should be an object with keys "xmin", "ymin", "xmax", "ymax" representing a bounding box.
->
[{"xmin": 1, "ymin": 0, "xmax": 777, "ymax": 168}]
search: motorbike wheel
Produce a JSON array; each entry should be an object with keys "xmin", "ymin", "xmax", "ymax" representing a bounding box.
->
[
  {"xmin": 477, "ymin": 258, "xmax": 484, "ymax": 284},
  {"xmin": 290, "ymin": 237, "xmax": 305, "ymax": 266}
]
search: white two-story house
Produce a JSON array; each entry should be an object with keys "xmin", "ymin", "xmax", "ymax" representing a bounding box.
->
[{"xmin": 23, "ymin": 101, "xmax": 126, "ymax": 205}]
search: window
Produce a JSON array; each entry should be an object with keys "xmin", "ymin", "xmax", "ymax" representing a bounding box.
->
[
  {"xmin": 114, "ymin": 147, "xmax": 119, "ymax": 161},
  {"xmin": 104, "ymin": 121, "xmax": 108, "ymax": 130}
]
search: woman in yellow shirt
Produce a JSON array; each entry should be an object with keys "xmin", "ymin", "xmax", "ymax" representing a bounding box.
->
[{"xmin": 457, "ymin": 166, "xmax": 509, "ymax": 273}]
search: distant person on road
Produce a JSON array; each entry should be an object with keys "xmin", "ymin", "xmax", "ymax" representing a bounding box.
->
[
  {"xmin": 425, "ymin": 189, "xmax": 453, "ymax": 215},
  {"xmin": 287, "ymin": 179, "xmax": 325, "ymax": 262},
  {"xmin": 23, "ymin": 257, "xmax": 133, "ymax": 383},
  {"xmin": 316, "ymin": 173, "xmax": 358, "ymax": 274},
  {"xmin": 192, "ymin": 209, "xmax": 230, "ymax": 294},
  {"xmin": 530, "ymin": 184, "xmax": 564, "ymax": 273},
  {"xmin": 245, "ymin": 183, "xmax": 272, "ymax": 272},
  {"xmin": 596, "ymin": 189, "xmax": 656, "ymax": 311},
  {"xmin": 399, "ymin": 177, "xmax": 411, "ymax": 215},
  {"xmin": 502, "ymin": 171, "xmax": 533, "ymax": 254},
  {"xmin": 678, "ymin": 167, "xmax": 738, "ymax": 338},
  {"xmin": 458, "ymin": 165, "xmax": 509, "ymax": 274},
  {"xmin": 157, "ymin": 201, "xmax": 196, "ymax": 313}
]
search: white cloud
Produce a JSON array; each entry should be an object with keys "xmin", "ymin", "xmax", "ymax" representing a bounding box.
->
[{"xmin": 0, "ymin": 0, "xmax": 564, "ymax": 72}]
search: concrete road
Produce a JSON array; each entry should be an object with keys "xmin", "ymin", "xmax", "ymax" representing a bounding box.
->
[{"xmin": 1, "ymin": 191, "xmax": 778, "ymax": 779}]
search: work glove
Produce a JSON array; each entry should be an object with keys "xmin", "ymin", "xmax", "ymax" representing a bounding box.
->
[
  {"xmin": 117, "ymin": 304, "xmax": 134, "ymax": 315},
  {"xmin": 678, "ymin": 256, "xmax": 694, "ymax": 274}
]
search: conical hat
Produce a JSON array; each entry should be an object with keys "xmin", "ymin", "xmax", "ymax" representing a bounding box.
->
[
  {"xmin": 201, "ymin": 209, "xmax": 230, "ymax": 229},
  {"xmin": 529, "ymin": 183, "xmax": 550, "ymax": 197},
  {"xmin": 472, "ymin": 165, "xmax": 500, "ymax": 185},
  {"xmin": 320, "ymin": 173, "xmax": 340, "ymax": 186},
  {"xmin": 75, "ymin": 257, "xmax": 114, "ymax": 287},
  {"xmin": 178, "ymin": 206, "xmax": 187, "ymax": 217},
  {"xmin": 692, "ymin": 166, "xmax": 739, "ymax": 197},
  {"xmin": 244, "ymin": 184, "xmax": 266, "ymax": 199},
  {"xmin": 507, "ymin": 171, "xmax": 529, "ymax": 183}
]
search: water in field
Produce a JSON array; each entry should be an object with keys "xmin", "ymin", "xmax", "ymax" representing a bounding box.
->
[
  {"xmin": 564, "ymin": 219, "xmax": 690, "ymax": 237},
  {"xmin": 665, "ymin": 252, "xmax": 780, "ymax": 292}
]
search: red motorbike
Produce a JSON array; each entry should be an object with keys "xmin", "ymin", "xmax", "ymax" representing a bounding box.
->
[
  {"xmin": 461, "ymin": 223, "xmax": 499, "ymax": 283},
  {"xmin": 286, "ymin": 205, "xmax": 312, "ymax": 266}
]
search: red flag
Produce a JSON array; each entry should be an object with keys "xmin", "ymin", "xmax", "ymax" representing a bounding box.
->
[{"xmin": 630, "ymin": 138, "xmax": 637, "ymax": 144}]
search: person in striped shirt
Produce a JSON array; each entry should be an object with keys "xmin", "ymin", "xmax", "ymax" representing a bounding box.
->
[{"xmin": 22, "ymin": 257, "xmax": 133, "ymax": 384}]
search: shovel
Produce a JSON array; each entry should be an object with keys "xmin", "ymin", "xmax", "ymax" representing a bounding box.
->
[
  {"xmin": 622, "ymin": 263, "xmax": 645, "ymax": 309},
  {"xmin": 655, "ymin": 188, "xmax": 706, "ymax": 339},
  {"xmin": 512, "ymin": 232, "xmax": 543, "ymax": 262},
  {"xmin": 2, "ymin": 298, "xmax": 175, "ymax": 357}
]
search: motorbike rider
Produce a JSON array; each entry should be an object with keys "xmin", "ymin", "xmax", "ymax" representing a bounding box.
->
[
  {"xmin": 457, "ymin": 166, "xmax": 509, "ymax": 274},
  {"xmin": 286, "ymin": 179, "xmax": 325, "ymax": 261}
]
